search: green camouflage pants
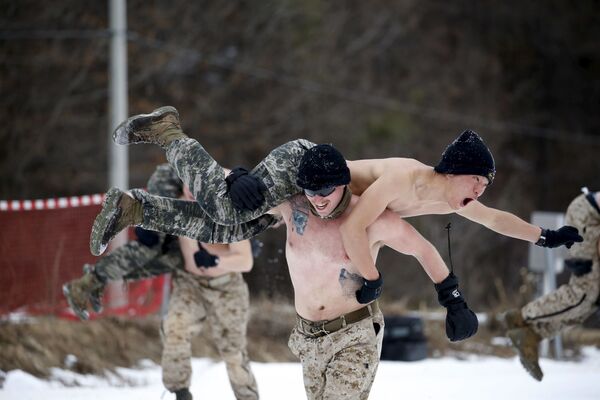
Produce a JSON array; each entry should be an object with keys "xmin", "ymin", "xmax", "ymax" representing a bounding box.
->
[
  {"xmin": 166, "ymin": 137, "xmax": 315, "ymax": 224},
  {"xmin": 94, "ymin": 232, "xmax": 182, "ymax": 281},
  {"xmin": 522, "ymin": 194, "xmax": 600, "ymax": 338},
  {"xmin": 131, "ymin": 189, "xmax": 281, "ymax": 243},
  {"xmin": 162, "ymin": 272, "xmax": 258, "ymax": 400},
  {"xmin": 287, "ymin": 310, "xmax": 384, "ymax": 400},
  {"xmin": 129, "ymin": 138, "xmax": 314, "ymax": 243}
]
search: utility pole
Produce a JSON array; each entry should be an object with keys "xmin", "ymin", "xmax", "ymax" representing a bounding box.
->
[{"xmin": 106, "ymin": 0, "xmax": 129, "ymax": 307}]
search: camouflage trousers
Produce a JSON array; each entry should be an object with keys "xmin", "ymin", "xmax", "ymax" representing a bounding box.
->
[
  {"xmin": 522, "ymin": 194, "xmax": 600, "ymax": 338},
  {"xmin": 287, "ymin": 309, "xmax": 384, "ymax": 400},
  {"xmin": 94, "ymin": 232, "xmax": 183, "ymax": 281},
  {"xmin": 161, "ymin": 272, "xmax": 258, "ymax": 400},
  {"xmin": 130, "ymin": 138, "xmax": 315, "ymax": 243}
]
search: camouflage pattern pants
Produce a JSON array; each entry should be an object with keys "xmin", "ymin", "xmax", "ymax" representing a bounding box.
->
[
  {"xmin": 522, "ymin": 194, "xmax": 600, "ymax": 338},
  {"xmin": 94, "ymin": 232, "xmax": 183, "ymax": 281},
  {"xmin": 129, "ymin": 138, "xmax": 315, "ymax": 243},
  {"xmin": 161, "ymin": 272, "xmax": 258, "ymax": 400},
  {"xmin": 131, "ymin": 189, "xmax": 280, "ymax": 243},
  {"xmin": 287, "ymin": 310, "xmax": 384, "ymax": 400}
]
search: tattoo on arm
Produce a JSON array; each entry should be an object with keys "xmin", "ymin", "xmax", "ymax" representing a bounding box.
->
[{"xmin": 338, "ymin": 267, "xmax": 363, "ymax": 298}]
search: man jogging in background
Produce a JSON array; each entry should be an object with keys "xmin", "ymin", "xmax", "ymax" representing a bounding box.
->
[{"xmin": 64, "ymin": 164, "xmax": 259, "ymax": 400}]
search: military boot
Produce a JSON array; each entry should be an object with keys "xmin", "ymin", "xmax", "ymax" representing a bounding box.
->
[
  {"xmin": 174, "ymin": 388, "xmax": 193, "ymax": 400},
  {"xmin": 90, "ymin": 188, "xmax": 143, "ymax": 256},
  {"xmin": 507, "ymin": 327, "xmax": 543, "ymax": 381},
  {"xmin": 62, "ymin": 265, "xmax": 106, "ymax": 320},
  {"xmin": 112, "ymin": 106, "xmax": 186, "ymax": 148},
  {"xmin": 501, "ymin": 308, "xmax": 526, "ymax": 330},
  {"xmin": 83, "ymin": 264, "xmax": 104, "ymax": 313}
]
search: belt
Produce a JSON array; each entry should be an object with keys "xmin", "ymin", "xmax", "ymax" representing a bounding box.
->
[
  {"xmin": 296, "ymin": 301, "xmax": 379, "ymax": 338},
  {"xmin": 196, "ymin": 273, "xmax": 233, "ymax": 288}
]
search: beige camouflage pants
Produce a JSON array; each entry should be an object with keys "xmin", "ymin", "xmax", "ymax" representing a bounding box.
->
[
  {"xmin": 522, "ymin": 193, "xmax": 600, "ymax": 338},
  {"xmin": 287, "ymin": 310, "xmax": 384, "ymax": 400},
  {"xmin": 161, "ymin": 272, "xmax": 258, "ymax": 400}
]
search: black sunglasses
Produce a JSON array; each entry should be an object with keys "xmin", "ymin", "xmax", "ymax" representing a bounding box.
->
[{"xmin": 304, "ymin": 186, "xmax": 336, "ymax": 197}]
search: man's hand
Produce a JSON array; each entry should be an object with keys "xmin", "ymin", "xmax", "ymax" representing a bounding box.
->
[
  {"xmin": 434, "ymin": 272, "xmax": 478, "ymax": 341},
  {"xmin": 355, "ymin": 273, "xmax": 383, "ymax": 304},
  {"xmin": 226, "ymin": 166, "xmax": 267, "ymax": 211},
  {"xmin": 135, "ymin": 227, "xmax": 160, "ymax": 247},
  {"xmin": 535, "ymin": 226, "xmax": 583, "ymax": 249},
  {"xmin": 193, "ymin": 244, "xmax": 219, "ymax": 268}
]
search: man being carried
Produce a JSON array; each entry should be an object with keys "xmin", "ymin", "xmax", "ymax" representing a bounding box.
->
[{"xmin": 90, "ymin": 106, "xmax": 581, "ymax": 296}]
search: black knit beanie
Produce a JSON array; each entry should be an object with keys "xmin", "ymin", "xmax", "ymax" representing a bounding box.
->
[
  {"xmin": 296, "ymin": 144, "xmax": 351, "ymax": 190},
  {"xmin": 434, "ymin": 130, "xmax": 496, "ymax": 184}
]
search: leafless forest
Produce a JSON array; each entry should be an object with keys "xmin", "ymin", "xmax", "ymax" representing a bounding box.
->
[{"xmin": 2, "ymin": 0, "xmax": 600, "ymax": 308}]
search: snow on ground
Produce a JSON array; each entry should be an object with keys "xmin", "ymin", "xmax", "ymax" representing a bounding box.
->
[{"xmin": 2, "ymin": 348, "xmax": 600, "ymax": 400}]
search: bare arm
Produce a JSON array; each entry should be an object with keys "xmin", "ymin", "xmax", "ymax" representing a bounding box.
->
[
  {"xmin": 457, "ymin": 200, "xmax": 542, "ymax": 242},
  {"xmin": 340, "ymin": 175, "xmax": 400, "ymax": 280},
  {"xmin": 369, "ymin": 212, "xmax": 450, "ymax": 283}
]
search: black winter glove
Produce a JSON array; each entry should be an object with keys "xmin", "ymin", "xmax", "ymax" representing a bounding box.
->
[
  {"xmin": 355, "ymin": 273, "xmax": 383, "ymax": 304},
  {"xmin": 535, "ymin": 226, "xmax": 583, "ymax": 249},
  {"xmin": 135, "ymin": 227, "xmax": 160, "ymax": 248},
  {"xmin": 434, "ymin": 272, "xmax": 478, "ymax": 342},
  {"xmin": 193, "ymin": 244, "xmax": 219, "ymax": 268},
  {"xmin": 225, "ymin": 166, "xmax": 267, "ymax": 211}
]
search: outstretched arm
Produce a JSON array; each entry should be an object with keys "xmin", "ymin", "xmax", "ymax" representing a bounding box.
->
[
  {"xmin": 457, "ymin": 201, "xmax": 542, "ymax": 242},
  {"xmin": 458, "ymin": 201, "xmax": 582, "ymax": 248}
]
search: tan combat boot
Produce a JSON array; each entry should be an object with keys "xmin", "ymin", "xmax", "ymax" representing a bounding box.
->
[
  {"xmin": 90, "ymin": 188, "xmax": 143, "ymax": 256},
  {"xmin": 112, "ymin": 106, "xmax": 186, "ymax": 148},
  {"xmin": 62, "ymin": 265, "xmax": 106, "ymax": 320},
  {"xmin": 507, "ymin": 326, "xmax": 543, "ymax": 381}
]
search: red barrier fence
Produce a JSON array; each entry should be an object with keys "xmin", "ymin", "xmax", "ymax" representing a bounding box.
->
[{"xmin": 0, "ymin": 194, "xmax": 167, "ymax": 319}]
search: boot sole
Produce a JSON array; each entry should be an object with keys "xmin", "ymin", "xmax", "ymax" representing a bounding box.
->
[
  {"xmin": 90, "ymin": 187, "xmax": 124, "ymax": 256},
  {"xmin": 507, "ymin": 329, "xmax": 544, "ymax": 381},
  {"xmin": 112, "ymin": 106, "xmax": 179, "ymax": 145},
  {"xmin": 62, "ymin": 284, "xmax": 89, "ymax": 320}
]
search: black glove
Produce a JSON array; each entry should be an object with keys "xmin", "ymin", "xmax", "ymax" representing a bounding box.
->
[
  {"xmin": 535, "ymin": 226, "xmax": 583, "ymax": 249},
  {"xmin": 225, "ymin": 166, "xmax": 267, "ymax": 211},
  {"xmin": 135, "ymin": 227, "xmax": 160, "ymax": 248},
  {"xmin": 193, "ymin": 244, "xmax": 219, "ymax": 268},
  {"xmin": 355, "ymin": 273, "xmax": 383, "ymax": 304},
  {"xmin": 434, "ymin": 272, "xmax": 478, "ymax": 342}
]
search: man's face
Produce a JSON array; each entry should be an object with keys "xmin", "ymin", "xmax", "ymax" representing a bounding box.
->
[
  {"xmin": 304, "ymin": 185, "xmax": 346, "ymax": 217},
  {"xmin": 447, "ymin": 174, "xmax": 489, "ymax": 209}
]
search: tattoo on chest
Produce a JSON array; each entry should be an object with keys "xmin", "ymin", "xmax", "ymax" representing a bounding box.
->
[
  {"xmin": 339, "ymin": 267, "xmax": 363, "ymax": 298},
  {"xmin": 289, "ymin": 197, "xmax": 309, "ymax": 235}
]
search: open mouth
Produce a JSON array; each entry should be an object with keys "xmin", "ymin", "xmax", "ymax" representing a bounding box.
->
[
  {"xmin": 461, "ymin": 198, "xmax": 474, "ymax": 207},
  {"xmin": 315, "ymin": 203, "xmax": 328, "ymax": 211}
]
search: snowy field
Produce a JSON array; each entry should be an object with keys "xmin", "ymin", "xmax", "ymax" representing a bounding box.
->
[{"xmin": 3, "ymin": 347, "xmax": 600, "ymax": 400}]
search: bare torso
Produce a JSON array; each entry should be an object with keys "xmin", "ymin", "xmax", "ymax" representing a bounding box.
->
[
  {"xmin": 278, "ymin": 195, "xmax": 382, "ymax": 321},
  {"xmin": 347, "ymin": 158, "xmax": 457, "ymax": 217}
]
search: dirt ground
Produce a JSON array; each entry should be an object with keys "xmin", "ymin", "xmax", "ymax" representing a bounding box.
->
[{"xmin": 1, "ymin": 300, "xmax": 599, "ymax": 381}]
